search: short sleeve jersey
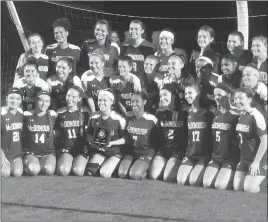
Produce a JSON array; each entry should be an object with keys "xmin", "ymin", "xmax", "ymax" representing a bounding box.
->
[{"xmin": 252, "ymin": 57, "xmax": 267, "ymax": 85}]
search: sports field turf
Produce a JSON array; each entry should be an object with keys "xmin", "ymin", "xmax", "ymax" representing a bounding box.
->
[{"xmin": 1, "ymin": 176, "xmax": 267, "ymax": 221}]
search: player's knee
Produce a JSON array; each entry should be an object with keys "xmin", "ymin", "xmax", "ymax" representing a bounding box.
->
[
  {"xmin": 100, "ymin": 168, "xmax": 112, "ymax": 179},
  {"xmin": 233, "ymin": 180, "xmax": 243, "ymax": 191},
  {"xmin": 244, "ymin": 181, "xmax": 260, "ymax": 193},
  {"xmin": 25, "ymin": 163, "xmax": 41, "ymax": 176},
  {"xmin": 177, "ymin": 173, "xmax": 187, "ymax": 185},
  {"xmin": 72, "ymin": 165, "xmax": 85, "ymax": 176},
  {"xmin": 1, "ymin": 165, "xmax": 10, "ymax": 177},
  {"xmin": 129, "ymin": 169, "xmax": 144, "ymax": 180},
  {"xmin": 148, "ymin": 169, "xmax": 160, "ymax": 180},
  {"xmin": 215, "ymin": 181, "xmax": 228, "ymax": 190},
  {"xmin": 189, "ymin": 174, "xmax": 201, "ymax": 186},
  {"xmin": 85, "ymin": 163, "xmax": 100, "ymax": 176},
  {"xmin": 118, "ymin": 167, "xmax": 128, "ymax": 179},
  {"xmin": 203, "ymin": 177, "xmax": 213, "ymax": 188},
  {"xmin": 42, "ymin": 164, "xmax": 55, "ymax": 176},
  {"xmin": 57, "ymin": 165, "xmax": 71, "ymax": 176},
  {"xmin": 11, "ymin": 167, "xmax": 23, "ymax": 177}
]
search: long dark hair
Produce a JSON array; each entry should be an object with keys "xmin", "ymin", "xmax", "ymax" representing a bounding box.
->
[{"xmin": 95, "ymin": 19, "xmax": 111, "ymax": 51}]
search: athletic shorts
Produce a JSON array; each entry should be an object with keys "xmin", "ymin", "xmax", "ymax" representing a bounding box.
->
[
  {"xmin": 124, "ymin": 152, "xmax": 154, "ymax": 165},
  {"xmin": 24, "ymin": 151, "xmax": 55, "ymax": 159},
  {"xmin": 180, "ymin": 155, "xmax": 210, "ymax": 167},
  {"xmin": 57, "ymin": 148, "xmax": 88, "ymax": 158},
  {"xmin": 156, "ymin": 150, "xmax": 184, "ymax": 160},
  {"xmin": 208, "ymin": 158, "xmax": 237, "ymax": 170},
  {"xmin": 236, "ymin": 160, "xmax": 267, "ymax": 177}
]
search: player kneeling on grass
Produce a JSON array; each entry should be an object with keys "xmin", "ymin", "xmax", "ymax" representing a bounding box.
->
[
  {"xmin": 177, "ymin": 84, "xmax": 214, "ymax": 186},
  {"xmin": 55, "ymin": 86, "xmax": 90, "ymax": 176},
  {"xmin": 233, "ymin": 87, "xmax": 267, "ymax": 193},
  {"xmin": 85, "ymin": 89, "xmax": 127, "ymax": 178},
  {"xmin": 148, "ymin": 83, "xmax": 188, "ymax": 182},
  {"xmin": 1, "ymin": 88, "xmax": 24, "ymax": 177},
  {"xmin": 203, "ymin": 83, "xmax": 240, "ymax": 190},
  {"xmin": 22, "ymin": 91, "xmax": 57, "ymax": 176},
  {"xmin": 118, "ymin": 91, "xmax": 159, "ymax": 180}
]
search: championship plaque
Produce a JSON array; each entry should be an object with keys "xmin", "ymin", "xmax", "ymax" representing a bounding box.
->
[{"xmin": 93, "ymin": 127, "xmax": 111, "ymax": 146}]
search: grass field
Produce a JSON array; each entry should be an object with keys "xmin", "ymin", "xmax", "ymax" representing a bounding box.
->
[{"xmin": 1, "ymin": 176, "xmax": 267, "ymax": 221}]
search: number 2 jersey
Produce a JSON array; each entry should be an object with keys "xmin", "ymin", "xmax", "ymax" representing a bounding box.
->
[
  {"xmin": 1, "ymin": 107, "xmax": 23, "ymax": 159},
  {"xmin": 186, "ymin": 108, "xmax": 214, "ymax": 159},
  {"xmin": 23, "ymin": 110, "xmax": 57, "ymax": 156}
]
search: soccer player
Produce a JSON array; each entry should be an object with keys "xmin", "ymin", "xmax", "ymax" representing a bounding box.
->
[
  {"xmin": 23, "ymin": 91, "xmax": 57, "ymax": 176},
  {"xmin": 121, "ymin": 20, "xmax": 156, "ymax": 82},
  {"xmin": 47, "ymin": 57, "xmax": 82, "ymax": 111},
  {"xmin": 218, "ymin": 54, "xmax": 242, "ymax": 89},
  {"xmin": 110, "ymin": 56, "xmax": 142, "ymax": 117},
  {"xmin": 45, "ymin": 18, "xmax": 81, "ymax": 77},
  {"xmin": 55, "ymin": 86, "xmax": 90, "ymax": 176},
  {"xmin": 13, "ymin": 57, "xmax": 49, "ymax": 111},
  {"xmin": 190, "ymin": 25, "xmax": 221, "ymax": 77},
  {"xmin": 148, "ymin": 84, "xmax": 188, "ymax": 182},
  {"xmin": 85, "ymin": 89, "xmax": 126, "ymax": 178},
  {"xmin": 80, "ymin": 20, "xmax": 119, "ymax": 77},
  {"xmin": 177, "ymin": 84, "xmax": 214, "ymax": 186},
  {"xmin": 118, "ymin": 91, "xmax": 158, "ymax": 180},
  {"xmin": 81, "ymin": 52, "xmax": 110, "ymax": 113},
  {"xmin": 251, "ymin": 35, "xmax": 267, "ymax": 85},
  {"xmin": 14, "ymin": 33, "xmax": 49, "ymax": 83},
  {"xmin": 226, "ymin": 31, "xmax": 253, "ymax": 70},
  {"xmin": 1, "ymin": 88, "xmax": 24, "ymax": 177},
  {"xmin": 203, "ymin": 83, "xmax": 240, "ymax": 190},
  {"xmin": 233, "ymin": 87, "xmax": 267, "ymax": 193},
  {"xmin": 109, "ymin": 31, "xmax": 121, "ymax": 53}
]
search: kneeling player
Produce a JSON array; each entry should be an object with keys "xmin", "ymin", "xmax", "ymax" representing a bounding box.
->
[
  {"xmin": 233, "ymin": 88, "xmax": 267, "ymax": 193},
  {"xmin": 85, "ymin": 89, "xmax": 126, "ymax": 178},
  {"xmin": 118, "ymin": 91, "xmax": 158, "ymax": 180},
  {"xmin": 55, "ymin": 86, "xmax": 90, "ymax": 176},
  {"xmin": 177, "ymin": 84, "xmax": 214, "ymax": 186},
  {"xmin": 148, "ymin": 83, "xmax": 187, "ymax": 182},
  {"xmin": 203, "ymin": 83, "xmax": 240, "ymax": 190},
  {"xmin": 23, "ymin": 91, "xmax": 57, "ymax": 176}
]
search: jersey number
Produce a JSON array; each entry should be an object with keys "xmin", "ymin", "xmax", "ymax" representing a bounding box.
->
[
  {"xmin": 12, "ymin": 132, "xmax": 19, "ymax": 142},
  {"xmin": 192, "ymin": 131, "xmax": 200, "ymax": 142},
  {"xmin": 168, "ymin": 129, "xmax": 174, "ymax": 140},
  {"xmin": 132, "ymin": 135, "xmax": 138, "ymax": 146},
  {"xmin": 238, "ymin": 133, "xmax": 243, "ymax": 145},
  {"xmin": 132, "ymin": 62, "xmax": 137, "ymax": 72},
  {"xmin": 216, "ymin": 131, "xmax": 220, "ymax": 142},
  {"xmin": 68, "ymin": 129, "xmax": 77, "ymax": 139},
  {"xmin": 35, "ymin": 133, "xmax": 45, "ymax": 144}
]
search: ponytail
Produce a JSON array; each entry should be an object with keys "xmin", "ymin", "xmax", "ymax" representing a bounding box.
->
[{"xmin": 46, "ymin": 110, "xmax": 54, "ymax": 137}]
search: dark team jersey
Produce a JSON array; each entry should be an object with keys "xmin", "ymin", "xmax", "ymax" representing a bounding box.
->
[
  {"xmin": 45, "ymin": 43, "xmax": 81, "ymax": 77},
  {"xmin": 47, "ymin": 75, "xmax": 82, "ymax": 110},
  {"xmin": 186, "ymin": 108, "xmax": 214, "ymax": 158},
  {"xmin": 125, "ymin": 113, "xmax": 158, "ymax": 157},
  {"xmin": 80, "ymin": 39, "xmax": 119, "ymax": 76},
  {"xmin": 121, "ymin": 40, "xmax": 155, "ymax": 81},
  {"xmin": 211, "ymin": 110, "xmax": 240, "ymax": 163},
  {"xmin": 110, "ymin": 74, "xmax": 141, "ymax": 112},
  {"xmin": 1, "ymin": 107, "xmax": 23, "ymax": 159},
  {"xmin": 23, "ymin": 110, "xmax": 57, "ymax": 155},
  {"xmin": 13, "ymin": 77, "xmax": 49, "ymax": 111},
  {"xmin": 252, "ymin": 57, "xmax": 267, "ymax": 85},
  {"xmin": 81, "ymin": 73, "xmax": 110, "ymax": 110},
  {"xmin": 236, "ymin": 108, "xmax": 267, "ymax": 163},
  {"xmin": 156, "ymin": 108, "xmax": 188, "ymax": 155},
  {"xmin": 228, "ymin": 50, "xmax": 253, "ymax": 68},
  {"xmin": 218, "ymin": 69, "xmax": 242, "ymax": 89},
  {"xmin": 154, "ymin": 51, "xmax": 173, "ymax": 78},
  {"xmin": 86, "ymin": 111, "xmax": 126, "ymax": 155},
  {"xmin": 55, "ymin": 107, "xmax": 90, "ymax": 152},
  {"xmin": 252, "ymin": 90, "xmax": 267, "ymax": 120},
  {"xmin": 16, "ymin": 53, "xmax": 49, "ymax": 80}
]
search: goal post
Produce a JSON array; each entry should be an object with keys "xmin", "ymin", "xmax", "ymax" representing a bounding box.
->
[{"xmin": 236, "ymin": 1, "xmax": 249, "ymax": 49}]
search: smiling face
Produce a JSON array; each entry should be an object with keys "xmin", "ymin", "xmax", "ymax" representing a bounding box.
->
[
  {"xmin": 131, "ymin": 94, "xmax": 145, "ymax": 114},
  {"xmin": 195, "ymin": 59, "xmax": 208, "ymax": 78},
  {"xmin": 160, "ymin": 89, "xmax": 172, "ymax": 107},
  {"xmin": 110, "ymin": 32, "xmax": 119, "ymax": 43},
  {"xmin": 221, "ymin": 58, "xmax": 237, "ymax": 76},
  {"xmin": 56, "ymin": 60, "xmax": 72, "ymax": 80},
  {"xmin": 38, "ymin": 94, "xmax": 51, "ymax": 112},
  {"xmin": 227, "ymin": 35, "xmax": 243, "ymax": 53},
  {"xmin": 167, "ymin": 56, "xmax": 184, "ymax": 76},
  {"xmin": 24, "ymin": 64, "xmax": 38, "ymax": 85},
  {"xmin": 54, "ymin": 26, "xmax": 68, "ymax": 43},
  {"xmin": 129, "ymin": 22, "xmax": 144, "ymax": 39},
  {"xmin": 6, "ymin": 93, "xmax": 22, "ymax": 110},
  {"xmin": 144, "ymin": 58, "xmax": 157, "ymax": 74},
  {"xmin": 214, "ymin": 88, "xmax": 228, "ymax": 106},
  {"xmin": 159, "ymin": 35, "xmax": 173, "ymax": 50},
  {"xmin": 98, "ymin": 94, "xmax": 113, "ymax": 112},
  {"xmin": 89, "ymin": 55, "xmax": 104, "ymax": 75},
  {"xmin": 234, "ymin": 91, "xmax": 252, "ymax": 111},
  {"xmin": 197, "ymin": 30, "xmax": 214, "ymax": 48},
  {"xmin": 29, "ymin": 35, "xmax": 43, "ymax": 54},
  {"xmin": 118, "ymin": 60, "xmax": 131, "ymax": 77},
  {"xmin": 66, "ymin": 88, "xmax": 81, "ymax": 108},
  {"xmin": 251, "ymin": 38, "xmax": 267, "ymax": 58},
  {"xmin": 185, "ymin": 86, "xmax": 199, "ymax": 105},
  {"xmin": 95, "ymin": 23, "xmax": 109, "ymax": 42},
  {"xmin": 242, "ymin": 67, "xmax": 259, "ymax": 88}
]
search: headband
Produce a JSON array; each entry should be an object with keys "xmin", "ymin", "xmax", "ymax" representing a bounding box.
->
[
  {"xmin": 37, "ymin": 90, "xmax": 51, "ymax": 98},
  {"xmin": 170, "ymin": 54, "xmax": 185, "ymax": 65},
  {"xmin": 7, "ymin": 87, "xmax": 23, "ymax": 97},
  {"xmin": 215, "ymin": 82, "xmax": 234, "ymax": 95},
  {"xmin": 196, "ymin": 56, "xmax": 213, "ymax": 67},
  {"xmin": 98, "ymin": 90, "xmax": 114, "ymax": 101},
  {"xmin": 159, "ymin": 31, "xmax": 174, "ymax": 41}
]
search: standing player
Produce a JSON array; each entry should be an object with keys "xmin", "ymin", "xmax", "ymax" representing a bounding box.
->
[
  {"xmin": 121, "ymin": 20, "xmax": 156, "ymax": 82},
  {"xmin": 85, "ymin": 89, "xmax": 126, "ymax": 178},
  {"xmin": 1, "ymin": 88, "xmax": 24, "ymax": 177},
  {"xmin": 118, "ymin": 91, "xmax": 158, "ymax": 180},
  {"xmin": 109, "ymin": 31, "xmax": 121, "ymax": 53},
  {"xmin": 55, "ymin": 86, "xmax": 90, "ymax": 176},
  {"xmin": 45, "ymin": 18, "xmax": 81, "ymax": 77},
  {"xmin": 81, "ymin": 52, "xmax": 111, "ymax": 113},
  {"xmin": 233, "ymin": 87, "xmax": 267, "ymax": 193},
  {"xmin": 13, "ymin": 57, "xmax": 49, "ymax": 111},
  {"xmin": 177, "ymin": 84, "xmax": 214, "ymax": 186},
  {"xmin": 203, "ymin": 83, "xmax": 240, "ymax": 190},
  {"xmin": 14, "ymin": 33, "xmax": 49, "ymax": 83},
  {"xmin": 81, "ymin": 20, "xmax": 119, "ymax": 77},
  {"xmin": 148, "ymin": 84, "xmax": 188, "ymax": 182},
  {"xmin": 23, "ymin": 91, "xmax": 57, "ymax": 176},
  {"xmin": 110, "ymin": 56, "xmax": 142, "ymax": 117},
  {"xmin": 47, "ymin": 57, "xmax": 82, "ymax": 111}
]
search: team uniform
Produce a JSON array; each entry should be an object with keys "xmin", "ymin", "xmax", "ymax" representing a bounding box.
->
[
  {"xmin": 47, "ymin": 75, "xmax": 83, "ymax": 110},
  {"xmin": 80, "ymin": 39, "xmax": 119, "ymax": 76},
  {"xmin": 121, "ymin": 40, "xmax": 155, "ymax": 81},
  {"xmin": 16, "ymin": 53, "xmax": 49, "ymax": 80},
  {"xmin": 86, "ymin": 111, "xmax": 126, "ymax": 157},
  {"xmin": 252, "ymin": 57, "xmax": 267, "ymax": 85},
  {"xmin": 54, "ymin": 107, "xmax": 90, "ymax": 157},
  {"xmin": 45, "ymin": 43, "xmax": 81, "ymax": 77},
  {"xmin": 235, "ymin": 108, "xmax": 267, "ymax": 176},
  {"xmin": 124, "ymin": 113, "xmax": 158, "ymax": 164},
  {"xmin": 218, "ymin": 70, "xmax": 242, "ymax": 89},
  {"xmin": 156, "ymin": 108, "xmax": 188, "ymax": 159},
  {"xmin": 182, "ymin": 108, "xmax": 214, "ymax": 166},
  {"xmin": 23, "ymin": 110, "xmax": 57, "ymax": 157},
  {"xmin": 110, "ymin": 74, "xmax": 141, "ymax": 113},
  {"xmin": 208, "ymin": 110, "xmax": 240, "ymax": 170},
  {"xmin": 1, "ymin": 107, "xmax": 23, "ymax": 160},
  {"xmin": 228, "ymin": 50, "xmax": 253, "ymax": 68},
  {"xmin": 13, "ymin": 77, "xmax": 49, "ymax": 111}
]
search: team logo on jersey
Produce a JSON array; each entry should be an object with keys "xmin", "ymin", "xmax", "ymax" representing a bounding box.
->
[
  {"xmin": 263, "ymin": 165, "xmax": 267, "ymax": 170},
  {"xmin": 98, "ymin": 129, "xmax": 107, "ymax": 139}
]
